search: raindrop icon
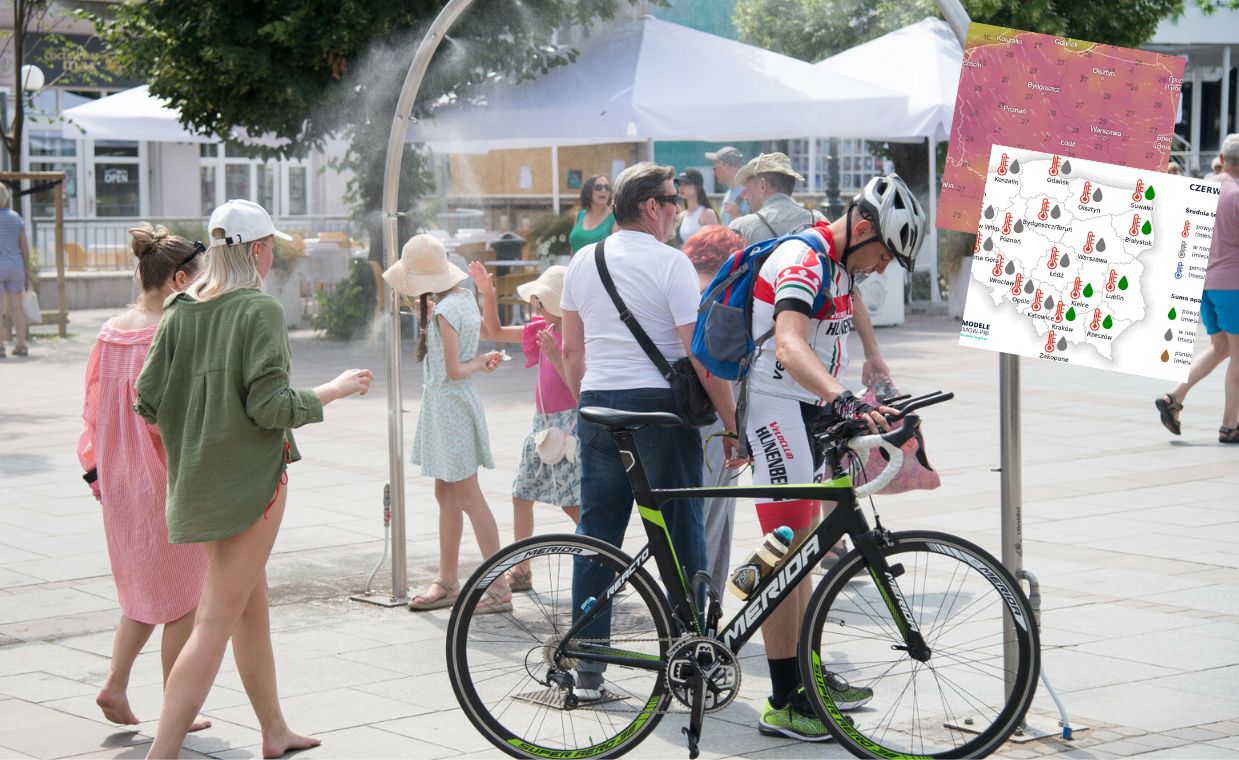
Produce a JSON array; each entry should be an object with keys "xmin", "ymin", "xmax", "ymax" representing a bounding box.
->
[
  {"xmin": 1051, "ymin": 205, "xmax": 1061, "ymax": 219},
  {"xmin": 1083, "ymin": 283, "xmax": 1094, "ymax": 297},
  {"xmin": 1057, "ymin": 336, "xmax": 1067, "ymax": 351},
  {"xmin": 1010, "ymin": 159, "xmax": 1021, "ymax": 173},
  {"xmin": 1093, "ymin": 188, "xmax": 1103, "ymax": 202},
  {"xmin": 1066, "ymin": 306, "xmax": 1077, "ymax": 321},
  {"xmin": 1024, "ymin": 279, "xmax": 1035, "ymax": 294},
  {"xmin": 1145, "ymin": 185, "xmax": 1156, "ymax": 200},
  {"xmin": 1045, "ymin": 296, "xmax": 1055, "ymax": 310},
  {"xmin": 1062, "ymin": 160, "xmax": 1073, "ymax": 174},
  {"xmin": 1005, "ymin": 261, "xmax": 1015, "ymax": 275},
  {"xmin": 1014, "ymin": 219, "xmax": 1024, "ymax": 233},
  {"xmin": 1102, "ymin": 315, "xmax": 1114, "ymax": 329},
  {"xmin": 1168, "ymin": 307, "xmax": 1177, "ymax": 320},
  {"xmin": 1060, "ymin": 253, "xmax": 1071, "ymax": 268},
  {"xmin": 984, "ymin": 205, "xmax": 995, "ymax": 219},
  {"xmin": 983, "ymin": 237, "xmax": 994, "ymax": 251},
  {"xmin": 1118, "ymin": 275, "xmax": 1129, "ymax": 290},
  {"xmin": 1160, "ymin": 349, "xmax": 1170, "ymax": 362},
  {"xmin": 1096, "ymin": 238, "xmax": 1107, "ymax": 252},
  {"xmin": 1164, "ymin": 328, "xmax": 1173, "ymax": 341},
  {"xmin": 1141, "ymin": 220, "xmax": 1152, "ymax": 235}
]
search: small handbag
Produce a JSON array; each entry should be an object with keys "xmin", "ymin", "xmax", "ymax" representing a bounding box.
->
[
  {"xmin": 531, "ymin": 364, "xmax": 576, "ymax": 466},
  {"xmin": 21, "ymin": 287, "xmax": 41, "ymax": 325},
  {"xmin": 594, "ymin": 239, "xmax": 716, "ymax": 428},
  {"xmin": 857, "ymin": 385, "xmax": 940, "ymax": 494}
]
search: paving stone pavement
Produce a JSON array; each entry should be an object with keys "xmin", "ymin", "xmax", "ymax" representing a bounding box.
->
[{"xmin": 1, "ymin": 307, "xmax": 1236, "ymax": 759}]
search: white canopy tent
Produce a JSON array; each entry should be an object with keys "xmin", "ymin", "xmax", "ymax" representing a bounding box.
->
[
  {"xmin": 815, "ymin": 17, "xmax": 964, "ymax": 302},
  {"xmin": 407, "ymin": 15, "xmax": 909, "ymax": 152},
  {"xmin": 61, "ymin": 85, "xmax": 216, "ymax": 143}
]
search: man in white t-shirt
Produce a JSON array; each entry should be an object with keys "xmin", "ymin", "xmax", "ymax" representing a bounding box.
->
[{"xmin": 561, "ymin": 162, "xmax": 740, "ymax": 700}]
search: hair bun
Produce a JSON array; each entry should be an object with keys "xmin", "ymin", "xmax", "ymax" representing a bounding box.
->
[{"xmin": 129, "ymin": 222, "xmax": 170, "ymax": 260}]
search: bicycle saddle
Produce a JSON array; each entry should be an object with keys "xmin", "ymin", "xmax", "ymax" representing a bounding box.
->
[{"xmin": 580, "ymin": 406, "xmax": 684, "ymax": 430}]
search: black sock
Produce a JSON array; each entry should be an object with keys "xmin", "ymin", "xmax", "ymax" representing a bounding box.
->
[{"xmin": 767, "ymin": 657, "xmax": 800, "ymax": 708}]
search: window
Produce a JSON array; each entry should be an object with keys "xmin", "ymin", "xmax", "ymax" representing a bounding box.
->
[
  {"xmin": 788, "ymin": 139, "xmax": 893, "ymax": 195},
  {"xmin": 287, "ymin": 165, "xmax": 307, "ymax": 216},
  {"xmin": 225, "ymin": 164, "xmax": 251, "ymax": 200},
  {"xmin": 92, "ymin": 140, "xmax": 141, "ymax": 216},
  {"xmin": 200, "ymin": 165, "xmax": 218, "ymax": 216},
  {"xmin": 257, "ymin": 163, "xmax": 276, "ymax": 211}
]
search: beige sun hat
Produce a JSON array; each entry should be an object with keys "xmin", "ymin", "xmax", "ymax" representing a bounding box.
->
[
  {"xmin": 734, "ymin": 152, "xmax": 805, "ymax": 185},
  {"xmin": 516, "ymin": 265, "xmax": 567, "ymax": 317},
  {"xmin": 382, "ymin": 234, "xmax": 468, "ymax": 297}
]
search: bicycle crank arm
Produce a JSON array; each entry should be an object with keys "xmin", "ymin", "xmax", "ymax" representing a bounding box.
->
[{"xmin": 681, "ymin": 662, "xmax": 706, "ymax": 759}]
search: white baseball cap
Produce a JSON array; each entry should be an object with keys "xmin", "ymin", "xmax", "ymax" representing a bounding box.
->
[{"xmin": 207, "ymin": 199, "xmax": 292, "ymax": 248}]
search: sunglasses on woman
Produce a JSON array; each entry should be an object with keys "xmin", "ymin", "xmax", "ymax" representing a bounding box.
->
[{"xmin": 177, "ymin": 240, "xmax": 206, "ymax": 272}]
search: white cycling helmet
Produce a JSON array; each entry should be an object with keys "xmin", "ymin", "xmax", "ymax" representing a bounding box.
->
[{"xmin": 852, "ymin": 174, "xmax": 928, "ymax": 271}]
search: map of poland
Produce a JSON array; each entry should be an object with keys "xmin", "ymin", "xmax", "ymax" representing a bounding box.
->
[
  {"xmin": 937, "ymin": 23, "xmax": 1184, "ymax": 235},
  {"xmin": 959, "ymin": 146, "xmax": 1220, "ymax": 382}
]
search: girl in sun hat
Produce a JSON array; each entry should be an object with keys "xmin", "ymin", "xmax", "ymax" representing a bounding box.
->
[
  {"xmin": 467, "ymin": 261, "xmax": 580, "ymax": 593},
  {"xmin": 137, "ymin": 199, "xmax": 373, "ymax": 758},
  {"xmin": 385, "ymin": 234, "xmax": 511, "ymax": 612}
]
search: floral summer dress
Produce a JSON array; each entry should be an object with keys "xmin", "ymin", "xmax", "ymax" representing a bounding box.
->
[{"xmin": 411, "ymin": 290, "xmax": 495, "ymax": 482}]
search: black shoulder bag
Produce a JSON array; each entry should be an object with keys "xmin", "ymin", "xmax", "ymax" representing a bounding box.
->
[{"xmin": 594, "ymin": 239, "xmax": 717, "ymax": 428}]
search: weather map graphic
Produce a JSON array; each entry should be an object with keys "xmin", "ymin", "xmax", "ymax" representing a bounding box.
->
[
  {"xmin": 959, "ymin": 146, "xmax": 1221, "ymax": 382},
  {"xmin": 937, "ymin": 23, "xmax": 1185, "ymax": 234}
]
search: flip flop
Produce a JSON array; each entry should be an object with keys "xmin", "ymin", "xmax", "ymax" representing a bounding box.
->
[
  {"xmin": 1220, "ymin": 426, "xmax": 1239, "ymax": 444},
  {"xmin": 1155, "ymin": 393, "xmax": 1183, "ymax": 435},
  {"xmin": 408, "ymin": 578, "xmax": 459, "ymax": 611},
  {"xmin": 504, "ymin": 567, "xmax": 533, "ymax": 593}
]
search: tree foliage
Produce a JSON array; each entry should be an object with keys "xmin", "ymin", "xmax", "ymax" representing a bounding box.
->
[{"xmin": 94, "ymin": 0, "xmax": 627, "ymax": 242}]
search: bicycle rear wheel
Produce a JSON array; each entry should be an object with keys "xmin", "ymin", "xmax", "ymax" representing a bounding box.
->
[
  {"xmin": 800, "ymin": 530, "xmax": 1039, "ymax": 758},
  {"xmin": 447, "ymin": 535, "xmax": 675, "ymax": 758}
]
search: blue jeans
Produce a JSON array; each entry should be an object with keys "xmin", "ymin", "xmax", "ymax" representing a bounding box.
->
[{"xmin": 573, "ymin": 387, "xmax": 705, "ymax": 676}]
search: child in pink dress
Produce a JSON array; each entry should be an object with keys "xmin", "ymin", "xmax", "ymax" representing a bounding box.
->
[
  {"xmin": 77, "ymin": 224, "xmax": 210, "ymax": 729},
  {"xmin": 469, "ymin": 262, "xmax": 580, "ymax": 592}
]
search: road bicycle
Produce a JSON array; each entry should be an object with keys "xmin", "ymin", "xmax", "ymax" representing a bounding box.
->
[{"xmin": 447, "ymin": 391, "xmax": 1040, "ymax": 758}]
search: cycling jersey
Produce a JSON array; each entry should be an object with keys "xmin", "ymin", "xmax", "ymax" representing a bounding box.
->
[{"xmin": 748, "ymin": 223, "xmax": 854, "ymax": 405}]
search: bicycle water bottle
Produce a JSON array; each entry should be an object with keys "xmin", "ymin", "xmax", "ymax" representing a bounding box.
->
[{"xmin": 727, "ymin": 526, "xmax": 794, "ymax": 600}]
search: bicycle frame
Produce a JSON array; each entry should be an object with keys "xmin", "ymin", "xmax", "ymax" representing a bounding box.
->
[{"xmin": 558, "ymin": 426, "xmax": 932, "ymax": 672}]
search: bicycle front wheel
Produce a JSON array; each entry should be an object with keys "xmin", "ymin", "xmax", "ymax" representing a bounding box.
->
[
  {"xmin": 447, "ymin": 535, "xmax": 675, "ymax": 758},
  {"xmin": 800, "ymin": 530, "xmax": 1040, "ymax": 758}
]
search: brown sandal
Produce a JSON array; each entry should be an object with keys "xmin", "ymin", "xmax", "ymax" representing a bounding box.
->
[
  {"xmin": 1155, "ymin": 393, "xmax": 1183, "ymax": 435},
  {"xmin": 1220, "ymin": 426, "xmax": 1239, "ymax": 444},
  {"xmin": 408, "ymin": 578, "xmax": 459, "ymax": 611},
  {"xmin": 504, "ymin": 567, "xmax": 533, "ymax": 593}
]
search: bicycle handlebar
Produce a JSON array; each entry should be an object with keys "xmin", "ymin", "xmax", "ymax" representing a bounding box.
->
[{"xmin": 815, "ymin": 390, "xmax": 954, "ymax": 498}]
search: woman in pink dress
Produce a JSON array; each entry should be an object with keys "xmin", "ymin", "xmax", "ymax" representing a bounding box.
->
[{"xmin": 78, "ymin": 223, "xmax": 211, "ymax": 729}]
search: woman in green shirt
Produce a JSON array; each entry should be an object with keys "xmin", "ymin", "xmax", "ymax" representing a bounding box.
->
[
  {"xmin": 567, "ymin": 174, "xmax": 615, "ymax": 254},
  {"xmin": 137, "ymin": 200, "xmax": 373, "ymax": 759}
]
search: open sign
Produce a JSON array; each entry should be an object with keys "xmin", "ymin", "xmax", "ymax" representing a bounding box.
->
[{"xmin": 103, "ymin": 168, "xmax": 129, "ymax": 184}]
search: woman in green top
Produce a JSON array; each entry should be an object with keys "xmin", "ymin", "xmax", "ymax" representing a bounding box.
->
[
  {"xmin": 137, "ymin": 200, "xmax": 373, "ymax": 759},
  {"xmin": 567, "ymin": 174, "xmax": 615, "ymax": 254}
]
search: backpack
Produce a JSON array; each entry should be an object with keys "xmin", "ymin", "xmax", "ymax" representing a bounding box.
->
[{"xmin": 691, "ymin": 228, "xmax": 828, "ymax": 381}]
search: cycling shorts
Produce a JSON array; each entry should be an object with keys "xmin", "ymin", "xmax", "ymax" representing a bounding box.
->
[{"xmin": 745, "ymin": 392, "xmax": 828, "ymax": 534}]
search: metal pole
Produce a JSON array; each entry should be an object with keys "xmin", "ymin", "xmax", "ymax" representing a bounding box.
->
[
  {"xmin": 926, "ymin": 137, "xmax": 941, "ymax": 303},
  {"xmin": 378, "ymin": 0, "xmax": 478, "ymax": 605},
  {"xmin": 551, "ymin": 144, "xmax": 561, "ymax": 214}
]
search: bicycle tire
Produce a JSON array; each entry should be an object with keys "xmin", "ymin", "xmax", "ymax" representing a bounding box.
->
[
  {"xmin": 447, "ymin": 534, "xmax": 675, "ymax": 758},
  {"xmin": 800, "ymin": 530, "xmax": 1040, "ymax": 758}
]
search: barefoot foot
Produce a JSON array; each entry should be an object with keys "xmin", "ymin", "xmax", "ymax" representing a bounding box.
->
[
  {"xmin": 189, "ymin": 716, "xmax": 213, "ymax": 733},
  {"xmin": 96, "ymin": 687, "xmax": 140, "ymax": 725},
  {"xmin": 262, "ymin": 729, "xmax": 321, "ymax": 758}
]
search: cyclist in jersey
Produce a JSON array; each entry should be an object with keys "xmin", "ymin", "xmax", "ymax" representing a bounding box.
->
[{"xmin": 747, "ymin": 174, "xmax": 928, "ymax": 742}]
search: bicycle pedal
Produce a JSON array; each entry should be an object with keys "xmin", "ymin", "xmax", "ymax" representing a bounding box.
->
[{"xmin": 681, "ymin": 726, "xmax": 700, "ymax": 759}]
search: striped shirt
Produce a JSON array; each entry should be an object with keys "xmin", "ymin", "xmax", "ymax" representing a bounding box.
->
[
  {"xmin": 749, "ymin": 224, "xmax": 853, "ymax": 404},
  {"xmin": 0, "ymin": 209, "xmax": 24, "ymax": 272}
]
